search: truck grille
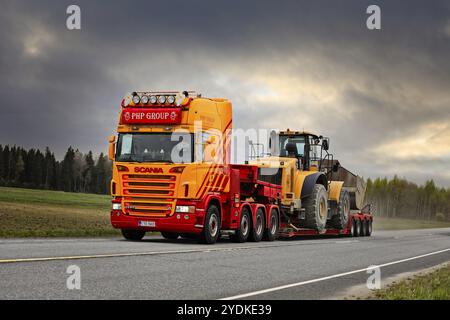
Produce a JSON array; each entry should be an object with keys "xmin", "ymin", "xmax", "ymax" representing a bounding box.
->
[{"xmin": 121, "ymin": 173, "xmax": 177, "ymax": 217}]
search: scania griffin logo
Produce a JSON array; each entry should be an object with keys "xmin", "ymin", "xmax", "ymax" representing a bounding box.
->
[{"xmin": 134, "ymin": 167, "xmax": 163, "ymax": 173}]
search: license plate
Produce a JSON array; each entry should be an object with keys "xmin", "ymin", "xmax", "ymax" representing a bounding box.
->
[{"xmin": 138, "ymin": 220, "xmax": 155, "ymax": 227}]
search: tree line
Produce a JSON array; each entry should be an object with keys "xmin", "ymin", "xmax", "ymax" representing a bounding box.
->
[
  {"xmin": 0, "ymin": 145, "xmax": 111, "ymax": 194},
  {"xmin": 365, "ymin": 176, "xmax": 450, "ymax": 221}
]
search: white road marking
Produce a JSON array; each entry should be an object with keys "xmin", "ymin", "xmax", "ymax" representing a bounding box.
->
[
  {"xmin": 220, "ymin": 247, "xmax": 450, "ymax": 300},
  {"xmin": 0, "ymin": 238, "xmax": 359, "ymax": 264}
]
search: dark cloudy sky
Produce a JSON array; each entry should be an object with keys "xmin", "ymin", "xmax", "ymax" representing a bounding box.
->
[{"xmin": 1, "ymin": 0, "xmax": 450, "ymax": 186}]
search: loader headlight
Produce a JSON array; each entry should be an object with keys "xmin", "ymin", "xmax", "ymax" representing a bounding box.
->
[
  {"xmin": 175, "ymin": 205, "xmax": 195, "ymax": 213},
  {"xmin": 112, "ymin": 203, "xmax": 122, "ymax": 211}
]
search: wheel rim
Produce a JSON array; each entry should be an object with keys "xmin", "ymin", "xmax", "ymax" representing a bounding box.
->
[
  {"xmin": 256, "ymin": 214, "xmax": 263, "ymax": 235},
  {"xmin": 241, "ymin": 214, "xmax": 249, "ymax": 236},
  {"xmin": 270, "ymin": 214, "xmax": 277, "ymax": 234},
  {"xmin": 209, "ymin": 213, "xmax": 218, "ymax": 237},
  {"xmin": 319, "ymin": 198, "xmax": 326, "ymax": 219}
]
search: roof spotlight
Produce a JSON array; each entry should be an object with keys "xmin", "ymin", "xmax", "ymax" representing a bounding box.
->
[
  {"xmin": 132, "ymin": 95, "xmax": 140, "ymax": 104},
  {"xmin": 149, "ymin": 95, "xmax": 157, "ymax": 104},
  {"xmin": 158, "ymin": 95, "xmax": 166, "ymax": 104},
  {"xmin": 167, "ymin": 95, "xmax": 176, "ymax": 104},
  {"xmin": 141, "ymin": 95, "xmax": 149, "ymax": 104}
]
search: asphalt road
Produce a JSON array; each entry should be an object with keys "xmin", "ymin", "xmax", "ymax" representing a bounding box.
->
[{"xmin": 1, "ymin": 228, "xmax": 450, "ymax": 299}]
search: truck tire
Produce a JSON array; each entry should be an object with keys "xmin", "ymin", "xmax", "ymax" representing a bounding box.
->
[
  {"xmin": 329, "ymin": 190, "xmax": 350, "ymax": 229},
  {"xmin": 199, "ymin": 204, "xmax": 221, "ymax": 244},
  {"xmin": 303, "ymin": 184, "xmax": 328, "ymax": 232},
  {"xmin": 249, "ymin": 208, "xmax": 265, "ymax": 242},
  {"xmin": 231, "ymin": 207, "xmax": 251, "ymax": 243},
  {"xmin": 121, "ymin": 229, "xmax": 145, "ymax": 241},
  {"xmin": 161, "ymin": 232, "xmax": 179, "ymax": 240},
  {"xmin": 263, "ymin": 209, "xmax": 279, "ymax": 241}
]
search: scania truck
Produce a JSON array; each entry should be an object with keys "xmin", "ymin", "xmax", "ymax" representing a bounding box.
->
[{"xmin": 109, "ymin": 91, "xmax": 372, "ymax": 244}]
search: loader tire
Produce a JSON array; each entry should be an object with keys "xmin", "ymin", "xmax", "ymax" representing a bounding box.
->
[
  {"xmin": 161, "ymin": 232, "xmax": 179, "ymax": 240},
  {"xmin": 199, "ymin": 204, "xmax": 221, "ymax": 244},
  {"xmin": 121, "ymin": 229, "xmax": 145, "ymax": 241},
  {"xmin": 303, "ymin": 184, "xmax": 328, "ymax": 232},
  {"xmin": 249, "ymin": 208, "xmax": 265, "ymax": 242},
  {"xmin": 329, "ymin": 189, "xmax": 350, "ymax": 229},
  {"xmin": 231, "ymin": 207, "xmax": 251, "ymax": 243},
  {"xmin": 263, "ymin": 209, "xmax": 279, "ymax": 241}
]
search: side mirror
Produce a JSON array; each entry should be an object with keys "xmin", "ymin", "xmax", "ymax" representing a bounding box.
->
[
  {"xmin": 108, "ymin": 135, "xmax": 116, "ymax": 161},
  {"xmin": 322, "ymin": 138, "xmax": 329, "ymax": 151}
]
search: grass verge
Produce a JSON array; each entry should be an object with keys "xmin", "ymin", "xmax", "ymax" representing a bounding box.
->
[{"xmin": 372, "ymin": 263, "xmax": 450, "ymax": 299}]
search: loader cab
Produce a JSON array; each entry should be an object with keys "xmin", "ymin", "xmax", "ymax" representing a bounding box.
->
[{"xmin": 278, "ymin": 131, "xmax": 323, "ymax": 171}]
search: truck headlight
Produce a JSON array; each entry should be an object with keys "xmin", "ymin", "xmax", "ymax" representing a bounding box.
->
[
  {"xmin": 175, "ymin": 205, "xmax": 195, "ymax": 213},
  {"xmin": 112, "ymin": 203, "xmax": 122, "ymax": 210}
]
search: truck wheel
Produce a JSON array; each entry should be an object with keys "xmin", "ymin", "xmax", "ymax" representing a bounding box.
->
[
  {"xmin": 303, "ymin": 184, "xmax": 328, "ymax": 232},
  {"xmin": 161, "ymin": 232, "xmax": 179, "ymax": 240},
  {"xmin": 121, "ymin": 229, "xmax": 145, "ymax": 241},
  {"xmin": 263, "ymin": 209, "xmax": 279, "ymax": 241},
  {"xmin": 249, "ymin": 208, "xmax": 265, "ymax": 242},
  {"xmin": 231, "ymin": 207, "xmax": 251, "ymax": 243},
  {"xmin": 367, "ymin": 220, "xmax": 373, "ymax": 236},
  {"xmin": 199, "ymin": 204, "xmax": 221, "ymax": 244},
  {"xmin": 329, "ymin": 190, "xmax": 350, "ymax": 229}
]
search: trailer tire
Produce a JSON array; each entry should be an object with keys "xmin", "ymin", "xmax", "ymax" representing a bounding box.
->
[
  {"xmin": 303, "ymin": 184, "xmax": 328, "ymax": 232},
  {"xmin": 199, "ymin": 204, "xmax": 221, "ymax": 244},
  {"xmin": 361, "ymin": 220, "xmax": 368, "ymax": 237},
  {"xmin": 231, "ymin": 207, "xmax": 251, "ymax": 243},
  {"xmin": 367, "ymin": 220, "xmax": 373, "ymax": 236},
  {"xmin": 263, "ymin": 209, "xmax": 279, "ymax": 241},
  {"xmin": 121, "ymin": 229, "xmax": 145, "ymax": 241},
  {"xmin": 354, "ymin": 219, "xmax": 361, "ymax": 237},
  {"xmin": 161, "ymin": 232, "xmax": 179, "ymax": 240},
  {"xmin": 249, "ymin": 208, "xmax": 265, "ymax": 242},
  {"xmin": 329, "ymin": 190, "xmax": 350, "ymax": 229}
]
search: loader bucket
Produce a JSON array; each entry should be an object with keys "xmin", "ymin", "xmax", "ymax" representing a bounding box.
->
[{"xmin": 329, "ymin": 164, "xmax": 366, "ymax": 210}]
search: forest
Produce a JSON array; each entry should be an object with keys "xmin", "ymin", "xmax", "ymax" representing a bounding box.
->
[
  {"xmin": 0, "ymin": 144, "xmax": 449, "ymax": 221},
  {"xmin": 0, "ymin": 145, "xmax": 111, "ymax": 194}
]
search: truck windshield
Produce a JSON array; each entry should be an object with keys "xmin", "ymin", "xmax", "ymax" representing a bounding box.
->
[{"xmin": 116, "ymin": 133, "xmax": 194, "ymax": 163}]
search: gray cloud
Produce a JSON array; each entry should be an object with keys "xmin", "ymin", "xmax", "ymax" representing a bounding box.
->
[{"xmin": 1, "ymin": 0, "xmax": 450, "ymax": 185}]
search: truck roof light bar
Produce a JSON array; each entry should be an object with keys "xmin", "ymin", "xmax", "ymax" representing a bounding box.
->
[{"xmin": 121, "ymin": 91, "xmax": 200, "ymax": 108}]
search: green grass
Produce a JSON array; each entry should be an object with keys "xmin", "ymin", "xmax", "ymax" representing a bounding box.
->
[
  {"xmin": 374, "ymin": 216, "xmax": 450, "ymax": 230},
  {"xmin": 372, "ymin": 264, "xmax": 450, "ymax": 299},
  {"xmin": 0, "ymin": 186, "xmax": 119, "ymax": 237}
]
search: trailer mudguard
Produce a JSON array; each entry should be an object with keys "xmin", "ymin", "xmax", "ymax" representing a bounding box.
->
[{"xmin": 300, "ymin": 172, "xmax": 328, "ymax": 199}]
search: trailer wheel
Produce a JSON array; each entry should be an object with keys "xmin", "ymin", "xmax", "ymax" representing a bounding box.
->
[
  {"xmin": 121, "ymin": 229, "xmax": 145, "ymax": 241},
  {"xmin": 199, "ymin": 204, "xmax": 221, "ymax": 244},
  {"xmin": 367, "ymin": 220, "xmax": 373, "ymax": 236},
  {"xmin": 161, "ymin": 232, "xmax": 179, "ymax": 240},
  {"xmin": 361, "ymin": 220, "xmax": 368, "ymax": 237},
  {"xmin": 263, "ymin": 209, "xmax": 279, "ymax": 241},
  {"xmin": 329, "ymin": 190, "xmax": 350, "ymax": 229},
  {"xmin": 354, "ymin": 219, "xmax": 361, "ymax": 237},
  {"xmin": 303, "ymin": 184, "xmax": 328, "ymax": 232},
  {"xmin": 231, "ymin": 207, "xmax": 251, "ymax": 243},
  {"xmin": 249, "ymin": 208, "xmax": 265, "ymax": 242}
]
